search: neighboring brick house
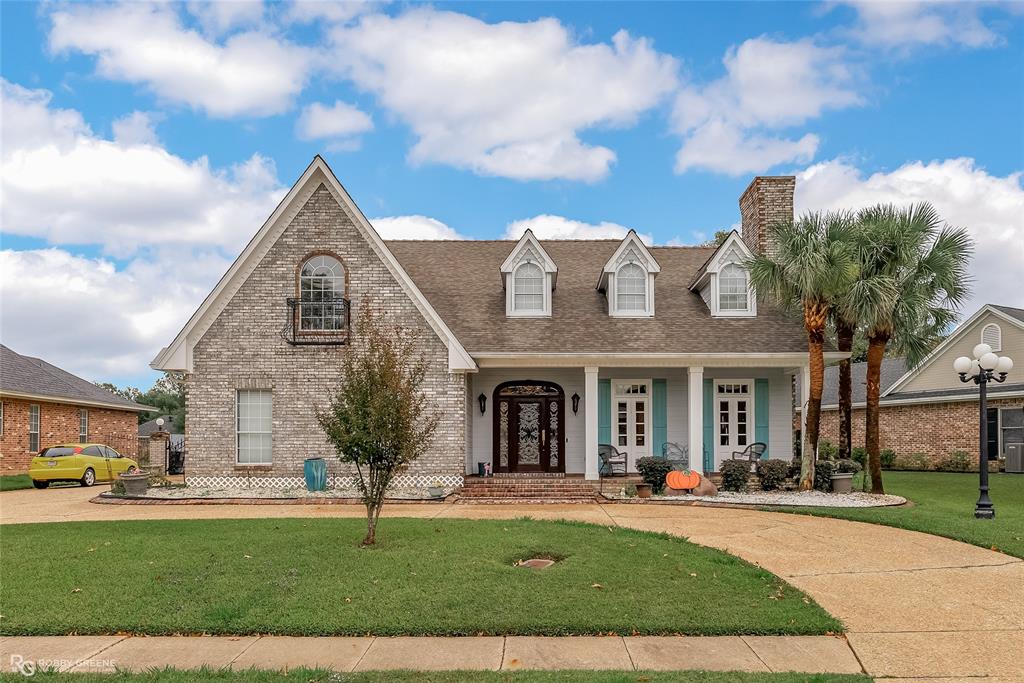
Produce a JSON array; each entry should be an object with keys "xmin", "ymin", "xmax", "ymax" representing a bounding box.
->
[
  {"xmin": 0, "ymin": 345, "xmax": 152, "ymax": 473},
  {"xmin": 818, "ymin": 304, "xmax": 1024, "ymax": 467},
  {"xmin": 152, "ymin": 157, "xmax": 831, "ymax": 488}
]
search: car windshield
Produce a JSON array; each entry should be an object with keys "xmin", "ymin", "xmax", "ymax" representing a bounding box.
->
[{"xmin": 39, "ymin": 447, "xmax": 76, "ymax": 457}]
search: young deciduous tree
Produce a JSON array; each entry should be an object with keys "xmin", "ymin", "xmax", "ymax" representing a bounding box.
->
[{"xmin": 317, "ymin": 307, "xmax": 439, "ymax": 545}]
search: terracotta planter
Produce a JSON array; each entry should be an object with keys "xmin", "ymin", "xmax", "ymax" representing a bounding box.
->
[
  {"xmin": 119, "ymin": 472, "xmax": 150, "ymax": 496},
  {"xmin": 635, "ymin": 483, "xmax": 653, "ymax": 498},
  {"xmin": 830, "ymin": 472, "xmax": 854, "ymax": 494}
]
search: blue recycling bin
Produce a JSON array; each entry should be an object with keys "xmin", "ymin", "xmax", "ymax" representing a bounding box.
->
[{"xmin": 304, "ymin": 457, "xmax": 327, "ymax": 492}]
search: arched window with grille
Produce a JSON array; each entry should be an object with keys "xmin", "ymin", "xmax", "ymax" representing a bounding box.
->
[
  {"xmin": 719, "ymin": 263, "xmax": 749, "ymax": 312},
  {"xmin": 981, "ymin": 323, "xmax": 1001, "ymax": 351},
  {"xmin": 513, "ymin": 262, "xmax": 544, "ymax": 312},
  {"xmin": 298, "ymin": 254, "xmax": 346, "ymax": 331},
  {"xmin": 616, "ymin": 263, "xmax": 647, "ymax": 313}
]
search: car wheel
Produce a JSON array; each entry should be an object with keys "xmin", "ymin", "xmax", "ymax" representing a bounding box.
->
[
  {"xmin": 32, "ymin": 480, "xmax": 50, "ymax": 489},
  {"xmin": 126, "ymin": 466, "xmax": 138, "ymax": 474},
  {"xmin": 81, "ymin": 468, "xmax": 96, "ymax": 487}
]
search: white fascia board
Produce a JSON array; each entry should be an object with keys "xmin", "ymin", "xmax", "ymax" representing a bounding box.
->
[
  {"xmin": 500, "ymin": 229, "xmax": 557, "ymax": 276},
  {"xmin": 471, "ymin": 352, "xmax": 815, "ymax": 369},
  {"xmin": 151, "ymin": 156, "xmax": 477, "ymax": 373},
  {"xmin": 882, "ymin": 304, "xmax": 1024, "ymax": 397}
]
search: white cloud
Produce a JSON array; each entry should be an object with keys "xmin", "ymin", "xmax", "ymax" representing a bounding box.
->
[
  {"xmin": 841, "ymin": 1, "xmax": 1003, "ymax": 49},
  {"xmin": 49, "ymin": 3, "xmax": 311, "ymax": 118},
  {"xmin": 673, "ymin": 37, "xmax": 861, "ymax": 175},
  {"xmin": 796, "ymin": 157, "xmax": 1024, "ymax": 314},
  {"xmin": 286, "ymin": 0, "xmax": 374, "ymax": 25},
  {"xmin": 186, "ymin": 0, "xmax": 265, "ymax": 36},
  {"xmin": 0, "ymin": 248, "xmax": 226, "ymax": 382},
  {"xmin": 1, "ymin": 80, "xmax": 287, "ymax": 258},
  {"xmin": 327, "ymin": 9, "xmax": 678, "ymax": 182},
  {"xmin": 505, "ymin": 215, "xmax": 653, "ymax": 244},
  {"xmin": 111, "ymin": 111, "xmax": 162, "ymax": 146},
  {"xmin": 296, "ymin": 100, "xmax": 374, "ymax": 144},
  {"xmin": 371, "ymin": 215, "xmax": 464, "ymax": 240}
]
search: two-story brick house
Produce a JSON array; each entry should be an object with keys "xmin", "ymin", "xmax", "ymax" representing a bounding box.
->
[{"xmin": 152, "ymin": 157, "xmax": 832, "ymax": 489}]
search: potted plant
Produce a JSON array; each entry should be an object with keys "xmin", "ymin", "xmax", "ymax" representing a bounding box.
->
[
  {"xmin": 635, "ymin": 456, "xmax": 673, "ymax": 496},
  {"xmin": 118, "ymin": 469, "xmax": 150, "ymax": 496},
  {"xmin": 830, "ymin": 459, "xmax": 862, "ymax": 494},
  {"xmin": 427, "ymin": 480, "xmax": 445, "ymax": 498},
  {"xmin": 634, "ymin": 482, "xmax": 652, "ymax": 498}
]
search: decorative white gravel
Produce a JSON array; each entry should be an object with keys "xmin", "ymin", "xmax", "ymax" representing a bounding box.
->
[
  {"xmin": 131, "ymin": 486, "xmax": 447, "ymax": 501},
  {"xmin": 615, "ymin": 490, "xmax": 906, "ymax": 507}
]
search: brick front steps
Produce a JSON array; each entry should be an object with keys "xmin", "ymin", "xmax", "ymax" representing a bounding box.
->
[{"xmin": 458, "ymin": 475, "xmax": 600, "ymax": 503}]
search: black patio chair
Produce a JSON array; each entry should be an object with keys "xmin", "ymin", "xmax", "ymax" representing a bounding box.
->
[
  {"xmin": 731, "ymin": 442, "xmax": 767, "ymax": 471},
  {"xmin": 598, "ymin": 444, "xmax": 628, "ymax": 479},
  {"xmin": 661, "ymin": 442, "xmax": 690, "ymax": 470}
]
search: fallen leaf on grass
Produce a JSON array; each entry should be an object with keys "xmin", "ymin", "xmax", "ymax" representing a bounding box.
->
[
  {"xmin": 71, "ymin": 588, "xmax": 81, "ymax": 593},
  {"xmin": 243, "ymin": 555, "xmax": 252, "ymax": 559},
  {"xmin": 591, "ymin": 583, "xmax": 604, "ymax": 589}
]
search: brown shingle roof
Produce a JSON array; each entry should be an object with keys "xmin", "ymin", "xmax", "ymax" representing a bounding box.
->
[{"xmin": 385, "ymin": 240, "xmax": 807, "ymax": 355}]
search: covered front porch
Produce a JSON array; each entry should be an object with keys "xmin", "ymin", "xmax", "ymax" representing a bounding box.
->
[{"xmin": 465, "ymin": 356, "xmax": 809, "ymax": 480}]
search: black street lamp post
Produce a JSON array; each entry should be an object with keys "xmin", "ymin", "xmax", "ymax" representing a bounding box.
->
[{"xmin": 954, "ymin": 344, "xmax": 1013, "ymax": 520}]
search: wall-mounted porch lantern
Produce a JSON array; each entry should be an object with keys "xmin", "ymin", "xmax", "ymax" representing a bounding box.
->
[
  {"xmin": 571, "ymin": 392, "xmax": 580, "ymax": 415},
  {"xmin": 478, "ymin": 393, "xmax": 487, "ymax": 415}
]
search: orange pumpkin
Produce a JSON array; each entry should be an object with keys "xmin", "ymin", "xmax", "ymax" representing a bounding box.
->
[{"xmin": 666, "ymin": 469, "xmax": 700, "ymax": 491}]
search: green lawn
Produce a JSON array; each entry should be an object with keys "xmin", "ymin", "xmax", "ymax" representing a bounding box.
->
[
  {"xmin": 0, "ymin": 669, "xmax": 871, "ymax": 683},
  {"xmin": 775, "ymin": 471, "xmax": 1024, "ymax": 558},
  {"xmin": 0, "ymin": 474, "xmax": 33, "ymax": 491},
  {"xmin": 0, "ymin": 518, "xmax": 839, "ymax": 637}
]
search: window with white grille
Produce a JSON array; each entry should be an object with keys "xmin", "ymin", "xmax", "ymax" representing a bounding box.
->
[
  {"xmin": 982, "ymin": 323, "xmax": 1001, "ymax": 352},
  {"xmin": 719, "ymin": 264, "xmax": 749, "ymax": 312},
  {"xmin": 29, "ymin": 404, "xmax": 40, "ymax": 452},
  {"xmin": 513, "ymin": 262, "xmax": 544, "ymax": 312},
  {"xmin": 237, "ymin": 390, "xmax": 272, "ymax": 465},
  {"xmin": 615, "ymin": 263, "xmax": 648, "ymax": 313},
  {"xmin": 79, "ymin": 409, "xmax": 88, "ymax": 443}
]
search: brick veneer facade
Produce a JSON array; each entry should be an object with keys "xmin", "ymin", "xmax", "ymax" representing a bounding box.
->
[
  {"xmin": 740, "ymin": 176, "xmax": 795, "ymax": 258},
  {"xmin": 0, "ymin": 398, "xmax": 138, "ymax": 473},
  {"xmin": 819, "ymin": 396, "xmax": 1024, "ymax": 465},
  {"xmin": 186, "ymin": 182, "xmax": 466, "ymax": 487}
]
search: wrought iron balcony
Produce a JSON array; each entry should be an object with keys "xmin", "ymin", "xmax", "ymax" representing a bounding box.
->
[{"xmin": 281, "ymin": 296, "xmax": 350, "ymax": 346}]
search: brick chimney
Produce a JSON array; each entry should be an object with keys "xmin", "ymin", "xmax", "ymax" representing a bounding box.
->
[{"xmin": 739, "ymin": 176, "xmax": 794, "ymax": 256}]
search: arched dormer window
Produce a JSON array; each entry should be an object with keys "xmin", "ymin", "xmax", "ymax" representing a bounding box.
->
[
  {"xmin": 616, "ymin": 263, "xmax": 647, "ymax": 313},
  {"xmin": 513, "ymin": 262, "xmax": 544, "ymax": 312},
  {"xmin": 298, "ymin": 254, "xmax": 346, "ymax": 331},
  {"xmin": 982, "ymin": 323, "xmax": 1002, "ymax": 352},
  {"xmin": 719, "ymin": 263, "xmax": 749, "ymax": 312}
]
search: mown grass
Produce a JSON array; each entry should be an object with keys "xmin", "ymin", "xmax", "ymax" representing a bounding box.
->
[
  {"xmin": 773, "ymin": 471, "xmax": 1024, "ymax": 558},
  {"xmin": 0, "ymin": 668, "xmax": 872, "ymax": 683},
  {"xmin": 0, "ymin": 474, "xmax": 33, "ymax": 491},
  {"xmin": 0, "ymin": 518, "xmax": 839, "ymax": 637}
]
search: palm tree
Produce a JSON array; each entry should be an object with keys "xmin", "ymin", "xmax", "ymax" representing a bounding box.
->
[
  {"xmin": 747, "ymin": 211, "xmax": 858, "ymax": 490},
  {"xmin": 829, "ymin": 313, "xmax": 857, "ymax": 461},
  {"xmin": 851, "ymin": 203, "xmax": 973, "ymax": 493}
]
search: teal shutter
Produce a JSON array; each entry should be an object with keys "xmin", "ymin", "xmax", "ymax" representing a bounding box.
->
[
  {"xmin": 652, "ymin": 379, "xmax": 667, "ymax": 458},
  {"xmin": 702, "ymin": 379, "xmax": 714, "ymax": 472},
  {"xmin": 598, "ymin": 379, "xmax": 611, "ymax": 446},
  {"xmin": 754, "ymin": 378, "xmax": 770, "ymax": 458}
]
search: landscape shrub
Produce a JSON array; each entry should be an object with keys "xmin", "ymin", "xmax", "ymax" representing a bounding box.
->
[
  {"xmin": 787, "ymin": 457, "xmax": 802, "ymax": 480},
  {"xmin": 817, "ymin": 440, "xmax": 839, "ymax": 461},
  {"xmin": 813, "ymin": 460, "xmax": 835, "ymax": 492},
  {"xmin": 894, "ymin": 452, "xmax": 932, "ymax": 471},
  {"xmin": 834, "ymin": 458, "xmax": 862, "ymax": 474},
  {"xmin": 851, "ymin": 447, "xmax": 867, "ymax": 467},
  {"xmin": 937, "ymin": 450, "xmax": 973, "ymax": 472},
  {"xmin": 719, "ymin": 460, "xmax": 750, "ymax": 492},
  {"xmin": 755, "ymin": 459, "xmax": 790, "ymax": 491},
  {"xmin": 880, "ymin": 448, "xmax": 897, "ymax": 470},
  {"xmin": 635, "ymin": 457, "xmax": 674, "ymax": 494}
]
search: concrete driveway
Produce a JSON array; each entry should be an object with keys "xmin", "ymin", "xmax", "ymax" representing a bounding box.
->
[{"xmin": 2, "ymin": 485, "xmax": 1023, "ymax": 680}]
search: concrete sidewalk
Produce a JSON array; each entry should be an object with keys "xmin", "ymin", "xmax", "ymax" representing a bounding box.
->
[{"xmin": 0, "ymin": 634, "xmax": 864, "ymax": 675}]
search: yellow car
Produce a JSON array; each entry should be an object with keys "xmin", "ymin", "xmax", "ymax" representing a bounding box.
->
[{"xmin": 29, "ymin": 443, "xmax": 139, "ymax": 488}]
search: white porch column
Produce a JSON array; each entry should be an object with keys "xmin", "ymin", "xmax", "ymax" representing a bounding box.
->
[
  {"xmin": 688, "ymin": 366, "xmax": 704, "ymax": 475},
  {"xmin": 584, "ymin": 366, "xmax": 600, "ymax": 480}
]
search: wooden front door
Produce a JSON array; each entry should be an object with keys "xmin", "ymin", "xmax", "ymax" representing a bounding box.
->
[{"xmin": 493, "ymin": 381, "xmax": 565, "ymax": 473}]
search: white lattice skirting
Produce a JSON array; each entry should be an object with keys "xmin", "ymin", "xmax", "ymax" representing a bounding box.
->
[{"xmin": 186, "ymin": 474, "xmax": 464, "ymax": 489}]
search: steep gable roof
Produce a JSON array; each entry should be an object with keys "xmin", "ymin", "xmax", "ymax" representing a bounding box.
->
[
  {"xmin": 0, "ymin": 345, "xmax": 152, "ymax": 412},
  {"xmin": 151, "ymin": 156, "xmax": 476, "ymax": 372}
]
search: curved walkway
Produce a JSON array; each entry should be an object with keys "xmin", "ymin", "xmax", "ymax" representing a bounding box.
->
[{"xmin": 2, "ymin": 486, "xmax": 1023, "ymax": 680}]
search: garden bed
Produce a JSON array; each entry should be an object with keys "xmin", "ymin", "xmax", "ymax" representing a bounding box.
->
[
  {"xmin": 606, "ymin": 490, "xmax": 906, "ymax": 508},
  {"xmin": 98, "ymin": 485, "xmax": 450, "ymax": 503}
]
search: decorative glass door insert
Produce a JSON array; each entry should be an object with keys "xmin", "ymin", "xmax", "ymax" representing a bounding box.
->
[{"xmin": 493, "ymin": 381, "xmax": 565, "ymax": 473}]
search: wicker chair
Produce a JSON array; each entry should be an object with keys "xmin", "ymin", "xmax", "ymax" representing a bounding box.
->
[
  {"xmin": 598, "ymin": 444, "xmax": 628, "ymax": 479},
  {"xmin": 661, "ymin": 442, "xmax": 690, "ymax": 470}
]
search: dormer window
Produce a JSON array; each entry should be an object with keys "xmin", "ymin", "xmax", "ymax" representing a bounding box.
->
[
  {"xmin": 599, "ymin": 230, "xmax": 659, "ymax": 318},
  {"xmin": 688, "ymin": 230, "xmax": 756, "ymax": 318},
  {"xmin": 501, "ymin": 229, "xmax": 557, "ymax": 318}
]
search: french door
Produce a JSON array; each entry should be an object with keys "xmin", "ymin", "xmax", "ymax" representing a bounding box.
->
[
  {"xmin": 714, "ymin": 381, "xmax": 752, "ymax": 471},
  {"xmin": 613, "ymin": 381, "xmax": 650, "ymax": 471},
  {"xmin": 493, "ymin": 381, "xmax": 565, "ymax": 473}
]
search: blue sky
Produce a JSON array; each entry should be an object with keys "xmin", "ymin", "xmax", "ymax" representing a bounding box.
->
[{"xmin": 1, "ymin": 1, "xmax": 1022, "ymax": 388}]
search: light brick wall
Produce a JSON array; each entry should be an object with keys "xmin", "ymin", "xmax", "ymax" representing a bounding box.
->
[
  {"xmin": 819, "ymin": 396, "xmax": 1024, "ymax": 466},
  {"xmin": 186, "ymin": 183, "xmax": 466, "ymax": 487},
  {"xmin": 740, "ymin": 176, "xmax": 795, "ymax": 257},
  {"xmin": 0, "ymin": 398, "xmax": 138, "ymax": 473}
]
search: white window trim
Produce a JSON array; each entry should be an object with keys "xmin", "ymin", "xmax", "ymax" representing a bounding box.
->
[
  {"xmin": 691, "ymin": 231, "xmax": 757, "ymax": 318},
  {"xmin": 501, "ymin": 229, "xmax": 557, "ymax": 318},
  {"xmin": 506, "ymin": 260, "xmax": 552, "ymax": 317},
  {"xmin": 28, "ymin": 404, "xmax": 40, "ymax": 453},
  {"xmin": 79, "ymin": 409, "xmax": 88, "ymax": 443},
  {"xmin": 602, "ymin": 231, "xmax": 659, "ymax": 318},
  {"xmin": 610, "ymin": 379, "xmax": 653, "ymax": 459},
  {"xmin": 0, "ymin": 401, "xmax": 4, "ymax": 437},
  {"xmin": 608, "ymin": 264, "xmax": 656, "ymax": 318},
  {"xmin": 981, "ymin": 323, "xmax": 1002, "ymax": 352},
  {"xmin": 236, "ymin": 389, "xmax": 273, "ymax": 466},
  {"xmin": 714, "ymin": 380, "xmax": 755, "ymax": 459}
]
